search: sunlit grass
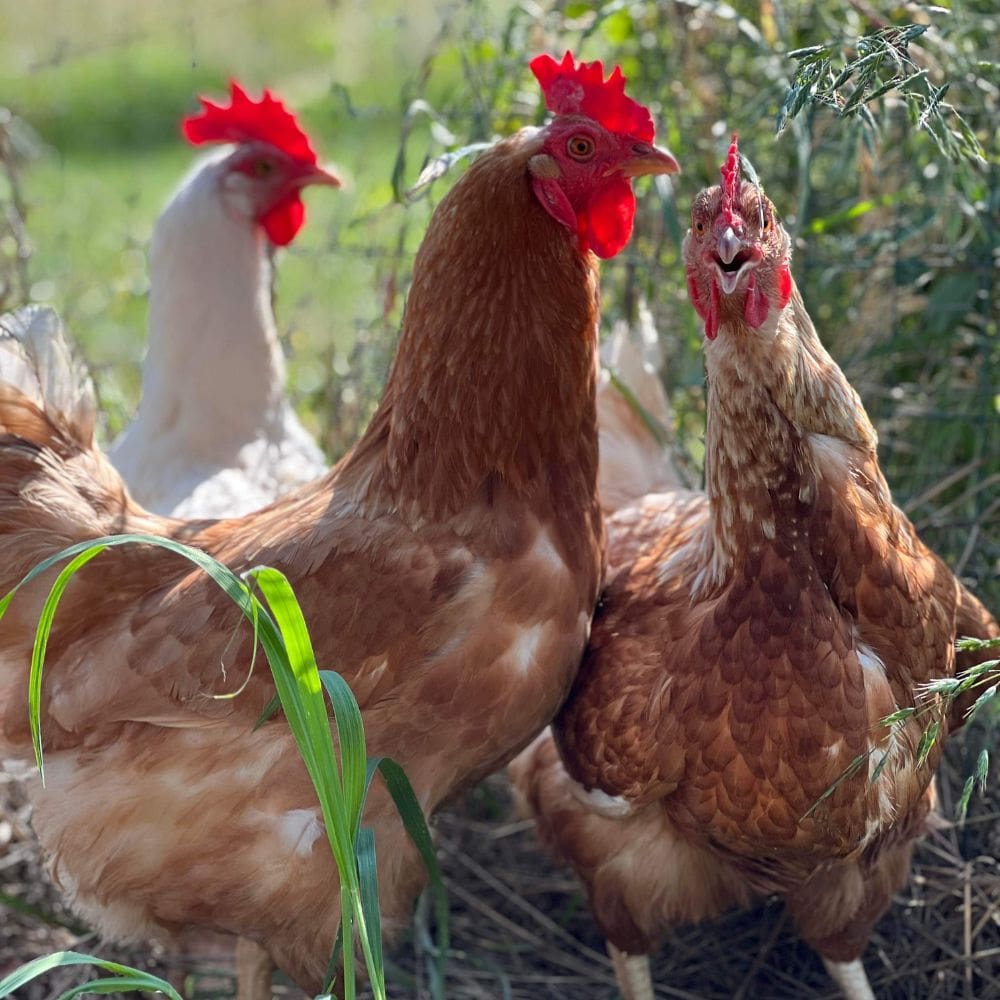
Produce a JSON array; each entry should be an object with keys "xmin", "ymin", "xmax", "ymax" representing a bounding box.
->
[{"xmin": 0, "ymin": 534, "xmax": 449, "ymax": 999}]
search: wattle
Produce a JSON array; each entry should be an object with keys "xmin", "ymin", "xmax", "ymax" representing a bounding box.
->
[
  {"xmin": 578, "ymin": 175, "xmax": 635, "ymax": 259},
  {"xmin": 743, "ymin": 273, "xmax": 770, "ymax": 328},
  {"xmin": 260, "ymin": 194, "xmax": 306, "ymax": 246}
]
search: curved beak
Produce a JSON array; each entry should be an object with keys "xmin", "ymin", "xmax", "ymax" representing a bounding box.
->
[
  {"xmin": 617, "ymin": 143, "xmax": 681, "ymax": 178},
  {"xmin": 296, "ymin": 162, "xmax": 343, "ymax": 189},
  {"xmin": 717, "ymin": 226, "xmax": 742, "ymax": 265}
]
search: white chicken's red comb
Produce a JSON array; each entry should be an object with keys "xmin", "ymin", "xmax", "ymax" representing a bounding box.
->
[
  {"xmin": 182, "ymin": 81, "xmax": 318, "ymax": 164},
  {"xmin": 529, "ymin": 51, "xmax": 655, "ymax": 143}
]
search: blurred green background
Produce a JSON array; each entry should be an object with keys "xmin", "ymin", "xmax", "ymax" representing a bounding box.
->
[{"xmin": 0, "ymin": 0, "xmax": 996, "ymax": 607}]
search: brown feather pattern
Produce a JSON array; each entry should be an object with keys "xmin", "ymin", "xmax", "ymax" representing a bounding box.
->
[
  {"xmin": 512, "ymin": 270, "xmax": 997, "ymax": 965},
  {"xmin": 0, "ymin": 129, "xmax": 605, "ymax": 991}
]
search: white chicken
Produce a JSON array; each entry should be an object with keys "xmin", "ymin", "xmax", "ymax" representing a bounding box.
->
[
  {"xmin": 109, "ymin": 82, "xmax": 339, "ymax": 518},
  {"xmin": 596, "ymin": 300, "xmax": 684, "ymax": 513}
]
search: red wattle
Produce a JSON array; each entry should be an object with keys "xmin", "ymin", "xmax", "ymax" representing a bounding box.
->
[
  {"xmin": 686, "ymin": 270, "xmax": 706, "ymax": 319},
  {"xmin": 777, "ymin": 262, "xmax": 792, "ymax": 308},
  {"xmin": 705, "ymin": 278, "xmax": 721, "ymax": 340},
  {"xmin": 580, "ymin": 175, "xmax": 635, "ymax": 259},
  {"xmin": 260, "ymin": 194, "xmax": 306, "ymax": 246},
  {"xmin": 743, "ymin": 272, "xmax": 769, "ymax": 328}
]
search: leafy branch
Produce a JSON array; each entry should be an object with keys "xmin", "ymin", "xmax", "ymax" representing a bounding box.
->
[
  {"xmin": 777, "ymin": 24, "xmax": 986, "ymax": 167},
  {"xmin": 805, "ymin": 636, "xmax": 998, "ymax": 823}
]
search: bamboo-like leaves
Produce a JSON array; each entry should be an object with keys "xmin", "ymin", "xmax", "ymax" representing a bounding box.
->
[{"xmin": 776, "ymin": 23, "xmax": 986, "ymax": 167}]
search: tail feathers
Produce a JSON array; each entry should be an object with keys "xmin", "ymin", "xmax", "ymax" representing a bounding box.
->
[
  {"xmin": 597, "ymin": 303, "xmax": 686, "ymax": 511},
  {"xmin": 0, "ymin": 304, "xmax": 97, "ymax": 452},
  {"xmin": 600, "ymin": 301, "xmax": 671, "ymax": 432}
]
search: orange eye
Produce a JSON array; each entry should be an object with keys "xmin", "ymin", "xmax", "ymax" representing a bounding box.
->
[
  {"xmin": 567, "ymin": 135, "xmax": 595, "ymax": 160},
  {"xmin": 762, "ymin": 216, "xmax": 771, "ymax": 232},
  {"xmin": 695, "ymin": 221, "xmax": 705, "ymax": 234}
]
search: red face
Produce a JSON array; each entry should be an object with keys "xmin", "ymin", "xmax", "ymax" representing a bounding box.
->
[
  {"xmin": 530, "ymin": 117, "xmax": 679, "ymax": 259},
  {"xmin": 222, "ymin": 142, "xmax": 341, "ymax": 246},
  {"xmin": 682, "ymin": 183, "xmax": 792, "ymax": 339}
]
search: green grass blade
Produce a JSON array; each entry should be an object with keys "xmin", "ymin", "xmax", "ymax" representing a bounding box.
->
[
  {"xmin": 26, "ymin": 544, "xmax": 107, "ymax": 781},
  {"xmin": 320, "ymin": 670, "xmax": 367, "ymax": 833},
  {"xmin": 356, "ymin": 826, "xmax": 385, "ymax": 990},
  {"xmin": 0, "ymin": 951, "xmax": 180, "ymax": 1000},
  {"xmin": 956, "ymin": 774, "xmax": 975, "ymax": 822},
  {"xmin": 1, "ymin": 534, "xmax": 266, "ymax": 781},
  {"xmin": 606, "ymin": 369, "xmax": 670, "ymax": 448},
  {"xmin": 57, "ymin": 975, "xmax": 174, "ymax": 998},
  {"xmin": 366, "ymin": 756, "xmax": 449, "ymax": 985},
  {"xmin": 246, "ymin": 567, "xmax": 383, "ymax": 999}
]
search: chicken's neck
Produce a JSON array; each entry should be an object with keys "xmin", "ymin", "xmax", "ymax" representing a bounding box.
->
[
  {"xmin": 125, "ymin": 158, "xmax": 289, "ymax": 458},
  {"xmin": 348, "ymin": 133, "xmax": 601, "ymax": 529},
  {"xmin": 699, "ymin": 284, "xmax": 885, "ymax": 586}
]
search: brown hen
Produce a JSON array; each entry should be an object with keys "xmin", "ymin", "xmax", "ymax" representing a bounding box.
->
[
  {"xmin": 510, "ymin": 139, "xmax": 998, "ymax": 1000},
  {"xmin": 0, "ymin": 54, "xmax": 678, "ymax": 996}
]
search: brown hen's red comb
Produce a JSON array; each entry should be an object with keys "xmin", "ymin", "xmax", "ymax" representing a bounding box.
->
[
  {"xmin": 720, "ymin": 134, "xmax": 741, "ymax": 224},
  {"xmin": 182, "ymin": 81, "xmax": 318, "ymax": 164},
  {"xmin": 530, "ymin": 51, "xmax": 655, "ymax": 143}
]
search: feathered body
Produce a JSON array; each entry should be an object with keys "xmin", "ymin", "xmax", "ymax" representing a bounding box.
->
[
  {"xmin": 110, "ymin": 149, "xmax": 326, "ymax": 517},
  {"xmin": 110, "ymin": 85, "xmax": 336, "ymax": 518},
  {"xmin": 511, "ymin": 149, "xmax": 997, "ymax": 999},
  {"xmin": 0, "ymin": 56, "xmax": 678, "ymax": 992}
]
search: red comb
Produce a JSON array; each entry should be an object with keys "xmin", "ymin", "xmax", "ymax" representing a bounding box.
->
[
  {"xmin": 720, "ymin": 134, "xmax": 741, "ymax": 224},
  {"xmin": 182, "ymin": 81, "xmax": 318, "ymax": 164},
  {"xmin": 529, "ymin": 51, "xmax": 655, "ymax": 143}
]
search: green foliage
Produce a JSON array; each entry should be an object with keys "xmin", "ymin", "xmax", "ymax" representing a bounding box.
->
[
  {"xmin": 779, "ymin": 23, "xmax": 985, "ymax": 169},
  {"xmin": 0, "ymin": 951, "xmax": 181, "ymax": 1000},
  {"xmin": 383, "ymin": 1, "xmax": 997, "ymax": 606},
  {"xmin": 809, "ymin": 634, "xmax": 1000, "ymax": 823},
  {"xmin": 0, "ymin": 536, "xmax": 449, "ymax": 999}
]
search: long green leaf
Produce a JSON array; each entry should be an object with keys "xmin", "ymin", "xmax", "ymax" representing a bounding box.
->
[
  {"xmin": 365, "ymin": 755, "xmax": 450, "ymax": 985},
  {"xmin": 0, "ymin": 951, "xmax": 180, "ymax": 1000},
  {"xmin": 356, "ymin": 826, "xmax": 384, "ymax": 986},
  {"xmin": 26, "ymin": 545, "xmax": 107, "ymax": 780}
]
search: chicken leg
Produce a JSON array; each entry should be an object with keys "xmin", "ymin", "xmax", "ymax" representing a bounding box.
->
[
  {"xmin": 235, "ymin": 937, "xmax": 275, "ymax": 1000},
  {"xmin": 822, "ymin": 958, "xmax": 876, "ymax": 1000},
  {"xmin": 607, "ymin": 943, "xmax": 654, "ymax": 1000}
]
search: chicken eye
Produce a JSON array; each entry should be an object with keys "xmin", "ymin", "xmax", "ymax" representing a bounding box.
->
[
  {"xmin": 761, "ymin": 215, "xmax": 772, "ymax": 232},
  {"xmin": 695, "ymin": 221, "xmax": 705, "ymax": 234},
  {"xmin": 567, "ymin": 135, "xmax": 595, "ymax": 161},
  {"xmin": 253, "ymin": 159, "xmax": 275, "ymax": 177}
]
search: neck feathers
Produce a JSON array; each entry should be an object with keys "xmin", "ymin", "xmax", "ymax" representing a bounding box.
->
[
  {"xmin": 139, "ymin": 159, "xmax": 287, "ymax": 445},
  {"xmin": 348, "ymin": 133, "xmax": 601, "ymax": 522},
  {"xmin": 700, "ymin": 280, "xmax": 886, "ymax": 582}
]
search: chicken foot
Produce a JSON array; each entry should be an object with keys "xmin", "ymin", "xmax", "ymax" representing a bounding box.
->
[
  {"xmin": 822, "ymin": 958, "xmax": 876, "ymax": 1000},
  {"xmin": 607, "ymin": 942, "xmax": 654, "ymax": 1000}
]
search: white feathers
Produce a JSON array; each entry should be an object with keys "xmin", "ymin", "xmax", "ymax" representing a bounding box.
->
[
  {"xmin": 109, "ymin": 150, "xmax": 326, "ymax": 517},
  {"xmin": 568, "ymin": 780, "xmax": 635, "ymax": 818},
  {"xmin": 597, "ymin": 303, "xmax": 684, "ymax": 514},
  {"xmin": 274, "ymin": 808, "xmax": 324, "ymax": 858},
  {"xmin": 0, "ymin": 304, "xmax": 96, "ymax": 447}
]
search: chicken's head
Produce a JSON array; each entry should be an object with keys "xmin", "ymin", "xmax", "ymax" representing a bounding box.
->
[
  {"xmin": 682, "ymin": 136, "xmax": 792, "ymax": 340},
  {"xmin": 182, "ymin": 81, "xmax": 340, "ymax": 246},
  {"xmin": 528, "ymin": 52, "xmax": 679, "ymax": 259}
]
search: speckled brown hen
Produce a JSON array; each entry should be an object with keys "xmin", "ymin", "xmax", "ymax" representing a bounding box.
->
[
  {"xmin": 0, "ymin": 54, "xmax": 677, "ymax": 997},
  {"xmin": 510, "ymin": 138, "xmax": 998, "ymax": 1000}
]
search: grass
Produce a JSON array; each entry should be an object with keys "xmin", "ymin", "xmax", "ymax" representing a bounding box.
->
[
  {"xmin": 0, "ymin": 0, "xmax": 454, "ymax": 440},
  {"xmin": 0, "ymin": 535, "xmax": 448, "ymax": 999},
  {"xmin": 0, "ymin": 1, "xmax": 996, "ymax": 996}
]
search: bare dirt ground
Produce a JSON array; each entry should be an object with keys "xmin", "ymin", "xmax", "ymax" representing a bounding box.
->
[{"xmin": 3, "ymin": 722, "xmax": 998, "ymax": 1000}]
